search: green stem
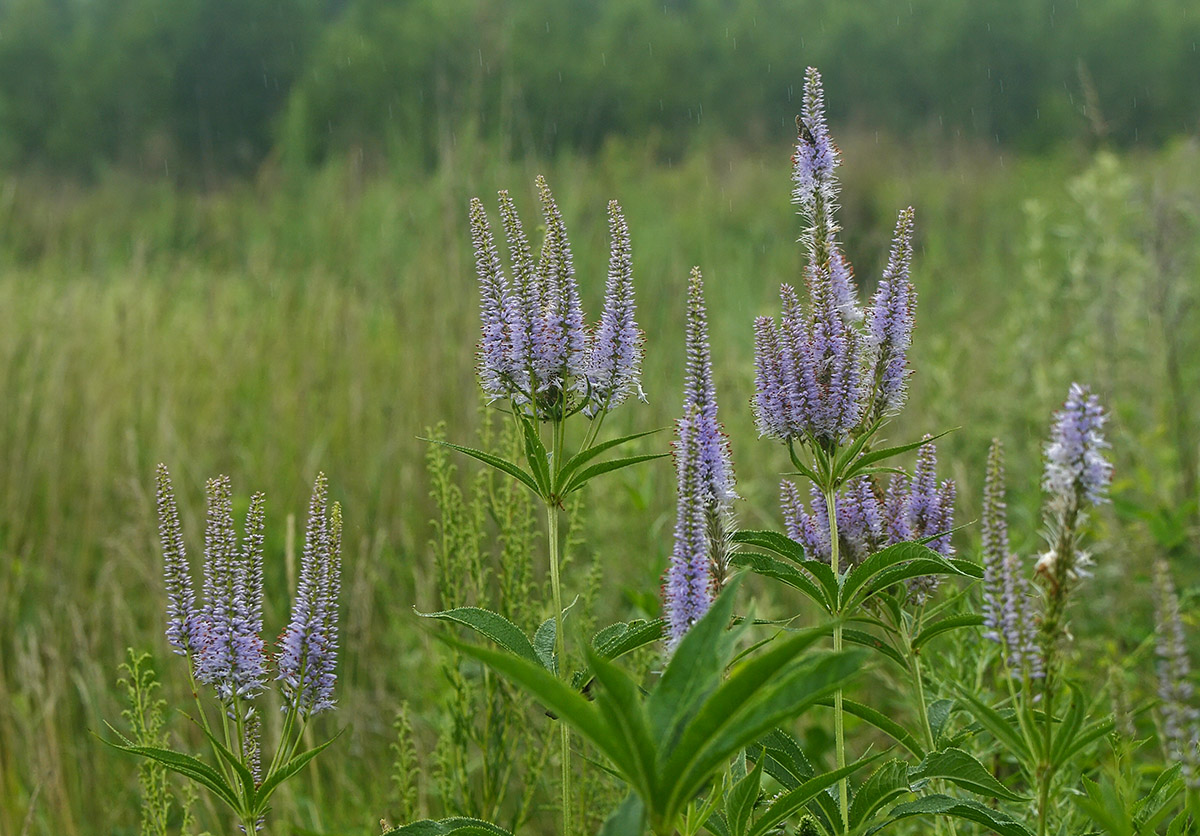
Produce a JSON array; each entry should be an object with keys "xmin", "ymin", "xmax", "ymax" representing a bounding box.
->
[
  {"xmin": 906, "ymin": 611, "xmax": 957, "ymax": 836},
  {"xmin": 824, "ymin": 486, "xmax": 849, "ymax": 834},
  {"xmin": 547, "ymin": 416, "xmax": 572, "ymax": 836}
]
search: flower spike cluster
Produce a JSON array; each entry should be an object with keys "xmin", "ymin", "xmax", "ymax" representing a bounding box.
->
[
  {"xmin": 156, "ymin": 466, "xmax": 342, "ymax": 717},
  {"xmin": 1043, "ymin": 382, "xmax": 1112, "ymax": 512},
  {"xmin": 664, "ymin": 268, "xmax": 736, "ymax": 650},
  {"xmin": 979, "ymin": 440, "xmax": 1042, "ymax": 677},
  {"xmin": 278, "ymin": 473, "xmax": 343, "ymax": 717},
  {"xmin": 1153, "ymin": 560, "xmax": 1200, "ymax": 787},
  {"xmin": 755, "ymin": 69, "xmax": 916, "ymax": 448},
  {"xmin": 470, "ymin": 178, "xmax": 644, "ymax": 421}
]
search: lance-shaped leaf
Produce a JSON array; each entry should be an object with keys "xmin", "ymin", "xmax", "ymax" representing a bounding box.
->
[
  {"xmin": 815, "ymin": 697, "xmax": 925, "ymax": 758},
  {"xmin": 731, "ymin": 530, "xmax": 839, "ymax": 604},
  {"xmin": 747, "ymin": 753, "xmax": 883, "ymax": 836},
  {"xmin": 517, "ymin": 416, "xmax": 553, "ymax": 497},
  {"xmin": 554, "ymin": 428, "xmax": 664, "ymax": 488},
  {"xmin": 587, "ymin": 649, "xmax": 658, "ymax": 803},
  {"xmin": 725, "ymin": 755, "xmax": 764, "ymax": 836},
  {"xmin": 416, "ymin": 607, "xmax": 540, "ymax": 666},
  {"xmin": 869, "ymin": 794, "xmax": 1034, "ymax": 836},
  {"xmin": 591, "ymin": 618, "xmax": 666, "ymax": 660},
  {"xmin": 913, "ymin": 613, "xmax": 984, "ymax": 651},
  {"xmin": 840, "ymin": 429, "xmax": 953, "ymax": 484},
  {"xmin": 909, "ymin": 747, "xmax": 1024, "ymax": 801},
  {"xmin": 841, "ymin": 541, "xmax": 980, "ymax": 610},
  {"xmin": 99, "ymin": 735, "xmax": 241, "ymax": 811},
  {"xmin": 420, "ymin": 438, "xmax": 540, "ymax": 496},
  {"xmin": 730, "ymin": 552, "xmax": 832, "ymax": 613},
  {"xmin": 849, "ymin": 759, "xmax": 912, "ymax": 829},
  {"xmin": 597, "ymin": 794, "xmax": 647, "ymax": 836},
  {"xmin": 561, "ymin": 453, "xmax": 668, "ymax": 496},
  {"xmin": 254, "ymin": 731, "xmax": 343, "ymax": 812},
  {"xmin": 951, "ymin": 685, "xmax": 1032, "ymax": 762}
]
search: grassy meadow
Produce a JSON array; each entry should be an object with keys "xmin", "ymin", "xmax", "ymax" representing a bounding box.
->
[{"xmin": 2, "ymin": 131, "xmax": 1199, "ymax": 834}]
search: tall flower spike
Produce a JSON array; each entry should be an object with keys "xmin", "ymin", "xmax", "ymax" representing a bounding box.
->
[
  {"xmin": 800, "ymin": 261, "xmax": 864, "ymax": 446},
  {"xmin": 534, "ymin": 176, "xmax": 588, "ymax": 393},
  {"xmin": 497, "ymin": 190, "xmax": 536, "ymax": 398},
  {"xmin": 665, "ymin": 268, "xmax": 736, "ymax": 650},
  {"xmin": 278, "ymin": 472, "xmax": 341, "ymax": 716},
  {"xmin": 904, "ymin": 440, "xmax": 955, "ymax": 604},
  {"xmin": 1043, "ymin": 382, "xmax": 1112, "ymax": 510},
  {"xmin": 780, "ymin": 479, "xmax": 829, "ymax": 563},
  {"xmin": 1154, "ymin": 559, "xmax": 1200, "ymax": 787},
  {"xmin": 196, "ymin": 475, "xmax": 238, "ymax": 699},
  {"xmin": 866, "ymin": 207, "xmax": 916, "ymax": 423},
  {"xmin": 980, "ymin": 439, "xmax": 1009, "ymax": 640},
  {"xmin": 156, "ymin": 464, "xmax": 198, "ymax": 656},
  {"xmin": 792, "ymin": 66, "xmax": 840, "ymax": 266},
  {"xmin": 229, "ymin": 492, "xmax": 267, "ymax": 701},
  {"xmin": 470, "ymin": 197, "xmax": 512, "ymax": 401},
  {"xmin": 587, "ymin": 200, "xmax": 644, "ymax": 415}
]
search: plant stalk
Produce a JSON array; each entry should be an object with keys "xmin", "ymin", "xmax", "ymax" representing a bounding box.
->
[
  {"xmin": 824, "ymin": 486, "xmax": 849, "ymax": 833},
  {"xmin": 547, "ymin": 414, "xmax": 572, "ymax": 836}
]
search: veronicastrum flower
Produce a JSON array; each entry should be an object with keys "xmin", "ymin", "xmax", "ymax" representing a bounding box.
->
[{"xmin": 665, "ymin": 268, "xmax": 736, "ymax": 649}]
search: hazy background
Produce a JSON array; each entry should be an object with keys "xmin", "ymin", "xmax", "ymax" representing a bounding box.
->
[{"xmin": 1, "ymin": 1, "xmax": 1198, "ymax": 833}]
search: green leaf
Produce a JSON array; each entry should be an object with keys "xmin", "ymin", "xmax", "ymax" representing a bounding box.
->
[
  {"xmin": 832, "ymin": 421, "xmax": 883, "ymax": 478},
  {"xmin": 382, "ymin": 817, "xmax": 513, "ymax": 835},
  {"xmin": 913, "ymin": 613, "xmax": 985, "ymax": 650},
  {"xmin": 254, "ymin": 730, "xmax": 342, "ymax": 811},
  {"xmin": 1049, "ymin": 681, "xmax": 1088, "ymax": 768},
  {"xmin": 562, "ymin": 453, "xmax": 668, "ymax": 496},
  {"xmin": 730, "ymin": 552, "xmax": 832, "ymax": 612},
  {"xmin": 439, "ymin": 634, "xmax": 631, "ymax": 777},
  {"xmin": 518, "ymin": 416, "xmax": 553, "ymax": 496},
  {"xmin": 98, "ymin": 736, "xmax": 241, "ymax": 810},
  {"xmin": 841, "ymin": 542, "xmax": 979, "ymax": 610},
  {"xmin": 816, "ymin": 697, "xmax": 925, "ymax": 758},
  {"xmin": 703, "ymin": 812, "xmax": 731, "ymax": 836},
  {"xmin": 842, "ymin": 628, "xmax": 907, "ymax": 669},
  {"xmin": 1059, "ymin": 715, "xmax": 1116, "ymax": 764},
  {"xmin": 849, "ymin": 759, "xmax": 912, "ymax": 829},
  {"xmin": 195, "ymin": 721, "xmax": 257, "ymax": 806},
  {"xmin": 872, "ymin": 794, "xmax": 1034, "ymax": 836},
  {"xmin": 840, "ymin": 429, "xmax": 953, "ymax": 483},
  {"xmin": 597, "ymin": 794, "xmax": 647, "ymax": 836},
  {"xmin": 663, "ymin": 644, "xmax": 865, "ymax": 823},
  {"xmin": 754, "ymin": 728, "xmax": 815, "ymax": 788},
  {"xmin": 951, "ymin": 685, "xmax": 1031, "ymax": 762},
  {"xmin": 592, "ymin": 618, "xmax": 666, "ymax": 660},
  {"xmin": 852, "ymin": 557, "xmax": 981, "ymax": 610},
  {"xmin": 533, "ymin": 616, "xmax": 557, "ymax": 671},
  {"xmin": 587, "ymin": 649, "xmax": 659, "ymax": 802},
  {"xmin": 648, "ymin": 580, "xmax": 744, "ymax": 748},
  {"xmin": 747, "ymin": 753, "xmax": 883, "ymax": 836},
  {"xmin": 730, "ymin": 530, "xmax": 839, "ymax": 603},
  {"xmin": 416, "ymin": 607, "xmax": 540, "ymax": 666},
  {"xmin": 420, "ymin": 438, "xmax": 540, "ymax": 496},
  {"xmin": 910, "ymin": 747, "xmax": 1024, "ymax": 801},
  {"xmin": 556, "ymin": 428, "xmax": 664, "ymax": 486},
  {"xmin": 928, "ymin": 699, "xmax": 954, "ymax": 744},
  {"xmin": 725, "ymin": 755, "xmax": 764, "ymax": 836}
]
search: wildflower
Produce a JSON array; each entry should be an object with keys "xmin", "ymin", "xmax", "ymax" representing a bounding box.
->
[
  {"xmin": 195, "ymin": 476, "xmax": 239, "ymax": 698},
  {"xmin": 903, "ymin": 440, "xmax": 955, "ymax": 604},
  {"xmin": 1154, "ymin": 560, "xmax": 1200, "ymax": 787},
  {"xmin": 156, "ymin": 464, "xmax": 197, "ymax": 656},
  {"xmin": 980, "ymin": 439, "xmax": 1042, "ymax": 677},
  {"xmin": 781, "ymin": 477, "xmax": 885, "ymax": 570},
  {"xmin": 665, "ymin": 268, "xmax": 736, "ymax": 649},
  {"xmin": 469, "ymin": 197, "xmax": 512, "ymax": 402},
  {"xmin": 278, "ymin": 473, "xmax": 343, "ymax": 716},
  {"xmin": 792, "ymin": 66, "xmax": 840, "ymax": 265},
  {"xmin": 865, "ymin": 208, "xmax": 916, "ymax": 423},
  {"xmin": 586, "ymin": 200, "xmax": 645, "ymax": 415},
  {"xmin": 1043, "ymin": 382, "xmax": 1112, "ymax": 511}
]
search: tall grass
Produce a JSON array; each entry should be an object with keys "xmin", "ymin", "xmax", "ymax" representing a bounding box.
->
[{"xmin": 1, "ymin": 132, "xmax": 1197, "ymax": 833}]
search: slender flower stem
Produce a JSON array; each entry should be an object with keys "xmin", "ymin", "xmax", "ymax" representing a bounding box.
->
[
  {"xmin": 547, "ymin": 416, "xmax": 572, "ymax": 836},
  {"xmin": 904, "ymin": 608, "xmax": 958, "ymax": 836},
  {"xmin": 824, "ymin": 485, "xmax": 849, "ymax": 834}
]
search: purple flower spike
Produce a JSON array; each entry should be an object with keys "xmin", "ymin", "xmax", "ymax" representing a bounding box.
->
[
  {"xmin": 1154, "ymin": 560, "xmax": 1200, "ymax": 787},
  {"xmin": 230, "ymin": 492, "xmax": 267, "ymax": 700},
  {"xmin": 980, "ymin": 440, "xmax": 1009, "ymax": 641},
  {"xmin": 1043, "ymin": 383, "xmax": 1112, "ymax": 511},
  {"xmin": 665, "ymin": 268, "xmax": 736, "ymax": 650},
  {"xmin": 866, "ymin": 208, "xmax": 916, "ymax": 423},
  {"xmin": 535, "ymin": 176, "xmax": 588, "ymax": 392},
  {"xmin": 156, "ymin": 464, "xmax": 198, "ymax": 656},
  {"xmin": 800, "ymin": 263, "xmax": 864, "ymax": 446},
  {"xmin": 780, "ymin": 479, "xmax": 830, "ymax": 563},
  {"xmin": 469, "ymin": 197, "xmax": 512, "ymax": 402},
  {"xmin": 278, "ymin": 473, "xmax": 343, "ymax": 717},
  {"xmin": 899, "ymin": 440, "xmax": 955, "ymax": 604},
  {"xmin": 196, "ymin": 476, "xmax": 237, "ymax": 696},
  {"xmin": 792, "ymin": 66, "xmax": 840, "ymax": 264},
  {"xmin": 587, "ymin": 200, "xmax": 644, "ymax": 415},
  {"xmin": 753, "ymin": 317, "xmax": 787, "ymax": 439}
]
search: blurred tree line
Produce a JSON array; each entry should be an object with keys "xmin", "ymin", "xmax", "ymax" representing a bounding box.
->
[{"xmin": 1, "ymin": 0, "xmax": 1197, "ymax": 179}]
